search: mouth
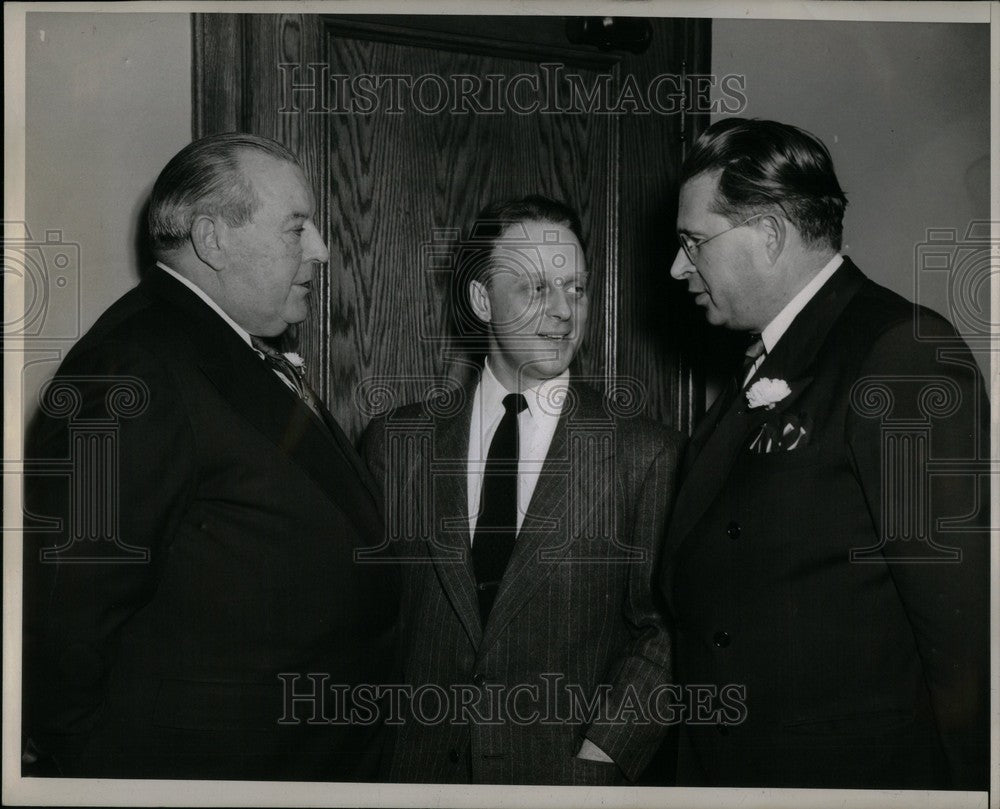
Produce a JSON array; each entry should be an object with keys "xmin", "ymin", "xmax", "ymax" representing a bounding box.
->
[{"xmin": 538, "ymin": 333, "xmax": 571, "ymax": 341}]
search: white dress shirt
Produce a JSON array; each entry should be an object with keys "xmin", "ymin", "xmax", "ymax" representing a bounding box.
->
[
  {"xmin": 467, "ymin": 360, "xmax": 569, "ymax": 541},
  {"xmin": 745, "ymin": 254, "xmax": 844, "ymax": 382}
]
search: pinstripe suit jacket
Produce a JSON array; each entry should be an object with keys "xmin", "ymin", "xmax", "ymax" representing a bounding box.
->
[{"xmin": 361, "ymin": 378, "xmax": 682, "ymax": 785}]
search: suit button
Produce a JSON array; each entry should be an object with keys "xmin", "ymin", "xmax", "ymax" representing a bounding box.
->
[
  {"xmin": 472, "ymin": 673, "xmax": 485, "ymax": 686},
  {"xmin": 713, "ymin": 631, "xmax": 730, "ymax": 648},
  {"xmin": 726, "ymin": 521, "xmax": 741, "ymax": 539},
  {"xmin": 448, "ymin": 748, "xmax": 460, "ymax": 763}
]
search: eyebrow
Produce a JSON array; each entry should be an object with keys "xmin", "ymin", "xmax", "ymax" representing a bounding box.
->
[{"xmin": 282, "ymin": 212, "xmax": 312, "ymax": 225}]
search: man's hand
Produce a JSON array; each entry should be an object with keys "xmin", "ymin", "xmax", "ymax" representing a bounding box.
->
[{"xmin": 576, "ymin": 738, "xmax": 614, "ymax": 763}]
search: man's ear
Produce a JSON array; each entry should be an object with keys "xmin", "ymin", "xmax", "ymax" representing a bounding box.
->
[
  {"xmin": 760, "ymin": 212, "xmax": 786, "ymax": 264},
  {"xmin": 469, "ymin": 279, "xmax": 492, "ymax": 325},
  {"xmin": 190, "ymin": 214, "xmax": 226, "ymax": 271}
]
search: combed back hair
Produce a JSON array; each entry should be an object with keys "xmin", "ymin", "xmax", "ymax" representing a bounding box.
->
[
  {"xmin": 450, "ymin": 195, "xmax": 586, "ymax": 340},
  {"xmin": 680, "ymin": 118, "xmax": 848, "ymax": 250},
  {"xmin": 147, "ymin": 132, "xmax": 300, "ymax": 254}
]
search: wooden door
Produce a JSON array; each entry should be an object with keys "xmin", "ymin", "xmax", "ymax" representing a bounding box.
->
[{"xmin": 194, "ymin": 13, "xmax": 711, "ymax": 441}]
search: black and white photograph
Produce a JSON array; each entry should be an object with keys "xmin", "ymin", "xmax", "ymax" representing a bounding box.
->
[{"xmin": 3, "ymin": 1, "xmax": 995, "ymax": 807}]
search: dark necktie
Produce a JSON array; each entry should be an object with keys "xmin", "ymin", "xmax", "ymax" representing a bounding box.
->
[
  {"xmin": 712, "ymin": 333, "xmax": 767, "ymax": 428},
  {"xmin": 251, "ymin": 337, "xmax": 327, "ymax": 425},
  {"xmin": 740, "ymin": 334, "xmax": 766, "ymax": 389},
  {"xmin": 471, "ymin": 393, "xmax": 527, "ymax": 626}
]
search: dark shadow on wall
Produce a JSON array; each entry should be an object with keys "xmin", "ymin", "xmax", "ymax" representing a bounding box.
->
[{"xmin": 134, "ymin": 195, "xmax": 156, "ymax": 283}]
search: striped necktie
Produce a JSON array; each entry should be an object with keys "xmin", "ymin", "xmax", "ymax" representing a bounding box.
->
[{"xmin": 251, "ymin": 337, "xmax": 327, "ymax": 425}]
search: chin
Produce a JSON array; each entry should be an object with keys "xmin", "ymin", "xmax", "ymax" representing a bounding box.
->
[
  {"xmin": 705, "ymin": 309, "xmax": 728, "ymax": 328},
  {"xmin": 524, "ymin": 359, "xmax": 572, "ymax": 382},
  {"xmin": 283, "ymin": 306, "xmax": 310, "ymax": 326}
]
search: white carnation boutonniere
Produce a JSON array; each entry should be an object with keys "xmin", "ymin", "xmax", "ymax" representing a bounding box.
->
[
  {"xmin": 283, "ymin": 352, "xmax": 306, "ymax": 374},
  {"xmin": 746, "ymin": 377, "xmax": 791, "ymax": 410}
]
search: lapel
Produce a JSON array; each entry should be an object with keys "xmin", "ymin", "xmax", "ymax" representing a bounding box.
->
[
  {"xmin": 144, "ymin": 270, "xmax": 382, "ymax": 542},
  {"xmin": 666, "ymin": 258, "xmax": 867, "ymax": 551},
  {"xmin": 478, "ymin": 382, "xmax": 615, "ymax": 656},
  {"xmin": 682, "ymin": 376, "xmax": 734, "ymax": 475},
  {"xmin": 426, "ymin": 382, "xmax": 483, "ymax": 648}
]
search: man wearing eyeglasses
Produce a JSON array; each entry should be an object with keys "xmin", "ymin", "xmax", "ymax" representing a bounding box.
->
[{"xmin": 660, "ymin": 118, "xmax": 987, "ymax": 790}]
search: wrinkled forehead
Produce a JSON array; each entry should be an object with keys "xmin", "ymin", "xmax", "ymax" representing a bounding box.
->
[{"xmin": 489, "ymin": 219, "xmax": 586, "ymax": 279}]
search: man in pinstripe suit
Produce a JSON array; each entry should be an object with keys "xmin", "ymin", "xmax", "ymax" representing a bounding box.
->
[{"xmin": 362, "ymin": 196, "xmax": 682, "ymax": 785}]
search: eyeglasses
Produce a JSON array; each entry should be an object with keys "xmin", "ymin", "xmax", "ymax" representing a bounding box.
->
[{"xmin": 678, "ymin": 214, "xmax": 762, "ymax": 264}]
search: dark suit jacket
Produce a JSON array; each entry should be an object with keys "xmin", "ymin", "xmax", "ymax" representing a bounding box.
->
[
  {"xmin": 23, "ymin": 270, "xmax": 399, "ymax": 781},
  {"xmin": 663, "ymin": 258, "xmax": 989, "ymax": 790},
  {"xmin": 361, "ymin": 380, "xmax": 682, "ymax": 785}
]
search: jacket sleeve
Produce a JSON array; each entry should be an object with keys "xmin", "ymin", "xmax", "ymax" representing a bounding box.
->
[
  {"xmin": 583, "ymin": 429, "xmax": 681, "ymax": 781},
  {"xmin": 22, "ymin": 340, "xmax": 196, "ymax": 774},
  {"xmin": 846, "ymin": 316, "xmax": 989, "ymax": 790}
]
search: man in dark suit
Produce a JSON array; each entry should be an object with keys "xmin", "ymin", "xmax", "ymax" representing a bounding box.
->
[
  {"xmin": 662, "ymin": 118, "xmax": 988, "ymax": 790},
  {"xmin": 22, "ymin": 133, "xmax": 398, "ymax": 780},
  {"xmin": 362, "ymin": 196, "xmax": 681, "ymax": 785}
]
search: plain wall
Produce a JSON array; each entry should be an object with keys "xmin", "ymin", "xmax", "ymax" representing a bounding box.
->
[
  {"xmin": 24, "ymin": 12, "xmax": 191, "ymax": 417},
  {"xmin": 711, "ymin": 19, "xmax": 991, "ymax": 377}
]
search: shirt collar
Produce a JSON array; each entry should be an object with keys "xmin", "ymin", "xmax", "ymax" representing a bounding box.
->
[
  {"xmin": 156, "ymin": 261, "xmax": 253, "ymax": 347},
  {"xmin": 480, "ymin": 358, "xmax": 570, "ymax": 420},
  {"xmin": 760, "ymin": 254, "xmax": 844, "ymax": 353}
]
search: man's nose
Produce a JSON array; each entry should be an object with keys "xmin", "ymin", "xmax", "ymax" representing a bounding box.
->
[
  {"xmin": 303, "ymin": 222, "xmax": 330, "ymax": 264},
  {"xmin": 545, "ymin": 285, "xmax": 572, "ymax": 320},
  {"xmin": 670, "ymin": 247, "xmax": 693, "ymax": 280}
]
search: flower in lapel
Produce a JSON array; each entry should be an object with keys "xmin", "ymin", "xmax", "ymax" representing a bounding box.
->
[
  {"xmin": 283, "ymin": 351, "xmax": 306, "ymax": 374},
  {"xmin": 746, "ymin": 377, "xmax": 791, "ymax": 410}
]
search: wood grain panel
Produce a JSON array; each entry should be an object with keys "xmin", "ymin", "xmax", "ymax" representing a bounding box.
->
[
  {"xmin": 614, "ymin": 17, "xmax": 713, "ymax": 434},
  {"xmin": 324, "ymin": 15, "xmax": 621, "ymax": 70},
  {"xmin": 192, "ymin": 14, "xmax": 244, "ymax": 136}
]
